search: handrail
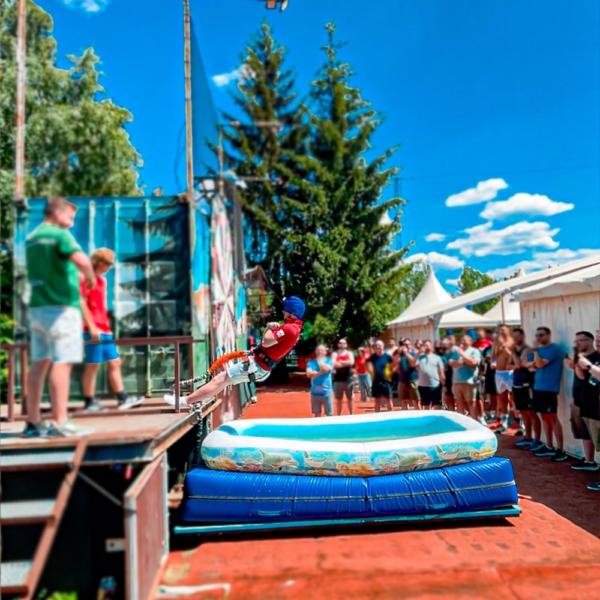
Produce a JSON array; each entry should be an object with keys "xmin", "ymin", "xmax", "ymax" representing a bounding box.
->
[{"xmin": 1, "ymin": 336, "xmax": 204, "ymax": 421}]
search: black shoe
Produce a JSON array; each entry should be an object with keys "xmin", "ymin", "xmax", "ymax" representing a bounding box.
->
[
  {"xmin": 551, "ymin": 449, "xmax": 568, "ymax": 462},
  {"xmin": 84, "ymin": 399, "xmax": 108, "ymax": 413},
  {"xmin": 495, "ymin": 425, "xmax": 508, "ymax": 434},
  {"xmin": 534, "ymin": 446, "xmax": 556, "ymax": 457},
  {"xmin": 118, "ymin": 395, "xmax": 144, "ymax": 410},
  {"xmin": 514, "ymin": 428, "xmax": 524, "ymax": 436},
  {"xmin": 21, "ymin": 421, "xmax": 51, "ymax": 438},
  {"xmin": 571, "ymin": 459, "xmax": 599, "ymax": 471},
  {"xmin": 588, "ymin": 481, "xmax": 600, "ymax": 491}
]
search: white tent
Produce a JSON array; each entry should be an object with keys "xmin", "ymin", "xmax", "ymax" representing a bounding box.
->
[
  {"xmin": 387, "ymin": 270, "xmax": 497, "ymax": 341},
  {"xmin": 483, "ymin": 268, "xmax": 525, "ymax": 326},
  {"xmin": 514, "ymin": 263, "xmax": 600, "ymax": 458},
  {"xmin": 390, "ymin": 255, "xmax": 600, "ymax": 324}
]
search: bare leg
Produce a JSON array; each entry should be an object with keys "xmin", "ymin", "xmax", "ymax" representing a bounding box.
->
[
  {"xmin": 411, "ymin": 399, "xmax": 421, "ymax": 410},
  {"xmin": 27, "ymin": 359, "xmax": 52, "ymax": 423},
  {"xmin": 48, "ymin": 363, "xmax": 73, "ymax": 424},
  {"xmin": 107, "ymin": 357, "xmax": 125, "ymax": 393},
  {"xmin": 531, "ymin": 411, "xmax": 542, "ymax": 441},
  {"xmin": 385, "ymin": 398, "xmax": 393, "ymax": 411},
  {"xmin": 184, "ymin": 370, "xmax": 232, "ymax": 404},
  {"xmin": 82, "ymin": 363, "xmax": 101, "ymax": 397},
  {"xmin": 541, "ymin": 413, "xmax": 554, "ymax": 447},
  {"xmin": 466, "ymin": 400, "xmax": 479, "ymax": 420},
  {"xmin": 347, "ymin": 391, "xmax": 354, "ymax": 415},
  {"xmin": 521, "ymin": 410, "xmax": 532, "ymax": 438},
  {"xmin": 374, "ymin": 398, "xmax": 381, "ymax": 413},
  {"xmin": 336, "ymin": 397, "xmax": 343, "ymax": 416},
  {"xmin": 552, "ymin": 414, "xmax": 564, "ymax": 449},
  {"xmin": 583, "ymin": 439, "xmax": 596, "ymax": 462}
]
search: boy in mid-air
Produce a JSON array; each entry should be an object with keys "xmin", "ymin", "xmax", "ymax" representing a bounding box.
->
[
  {"xmin": 170, "ymin": 296, "xmax": 305, "ymax": 405},
  {"xmin": 80, "ymin": 248, "xmax": 144, "ymax": 411}
]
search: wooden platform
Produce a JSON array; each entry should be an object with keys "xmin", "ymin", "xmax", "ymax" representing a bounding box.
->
[{"xmin": 0, "ymin": 400, "xmax": 200, "ymax": 465}]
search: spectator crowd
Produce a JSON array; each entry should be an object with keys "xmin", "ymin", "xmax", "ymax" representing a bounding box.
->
[{"xmin": 306, "ymin": 327, "xmax": 600, "ymax": 493}]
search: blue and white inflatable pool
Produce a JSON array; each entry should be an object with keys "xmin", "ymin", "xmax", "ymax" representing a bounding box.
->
[{"xmin": 201, "ymin": 411, "xmax": 497, "ymax": 477}]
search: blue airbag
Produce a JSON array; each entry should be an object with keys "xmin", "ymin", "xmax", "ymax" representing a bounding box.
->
[{"xmin": 181, "ymin": 457, "xmax": 518, "ymax": 523}]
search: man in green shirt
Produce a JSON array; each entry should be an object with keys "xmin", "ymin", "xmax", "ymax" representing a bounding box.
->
[
  {"xmin": 24, "ymin": 197, "xmax": 95, "ymax": 437},
  {"xmin": 448, "ymin": 334, "xmax": 483, "ymax": 422}
]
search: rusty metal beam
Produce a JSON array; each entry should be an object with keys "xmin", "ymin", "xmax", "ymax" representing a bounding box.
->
[{"xmin": 183, "ymin": 0, "xmax": 194, "ymax": 200}]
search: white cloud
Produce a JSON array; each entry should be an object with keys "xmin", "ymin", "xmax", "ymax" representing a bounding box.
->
[
  {"xmin": 446, "ymin": 221, "xmax": 560, "ymax": 258},
  {"xmin": 406, "ymin": 251, "xmax": 465, "ymax": 271},
  {"xmin": 445, "ymin": 178, "xmax": 508, "ymax": 207},
  {"xmin": 212, "ymin": 65, "xmax": 253, "ymax": 87},
  {"xmin": 445, "ymin": 278, "xmax": 460, "ymax": 286},
  {"xmin": 480, "ymin": 193, "xmax": 574, "ymax": 221},
  {"xmin": 424, "ymin": 233, "xmax": 446, "ymax": 242},
  {"xmin": 486, "ymin": 248, "xmax": 600, "ymax": 279},
  {"xmin": 63, "ymin": 0, "xmax": 108, "ymax": 12}
]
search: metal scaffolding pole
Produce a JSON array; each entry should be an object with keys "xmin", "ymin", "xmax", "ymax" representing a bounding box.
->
[
  {"xmin": 15, "ymin": 0, "xmax": 26, "ymax": 202},
  {"xmin": 183, "ymin": 0, "xmax": 194, "ymax": 200}
]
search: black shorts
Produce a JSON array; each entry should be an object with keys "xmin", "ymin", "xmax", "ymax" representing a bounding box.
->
[
  {"xmin": 532, "ymin": 390, "xmax": 558, "ymax": 414},
  {"xmin": 372, "ymin": 379, "xmax": 391, "ymax": 398},
  {"xmin": 419, "ymin": 386, "xmax": 442, "ymax": 407},
  {"xmin": 484, "ymin": 370, "xmax": 497, "ymax": 395},
  {"xmin": 513, "ymin": 386, "xmax": 533, "ymax": 411}
]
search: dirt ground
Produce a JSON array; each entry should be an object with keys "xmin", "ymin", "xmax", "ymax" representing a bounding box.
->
[{"xmin": 158, "ymin": 390, "xmax": 600, "ymax": 600}]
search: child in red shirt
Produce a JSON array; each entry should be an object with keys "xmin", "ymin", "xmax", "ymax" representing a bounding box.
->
[{"xmin": 80, "ymin": 248, "xmax": 143, "ymax": 411}]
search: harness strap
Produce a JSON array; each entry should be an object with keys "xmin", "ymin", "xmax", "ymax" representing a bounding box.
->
[{"xmin": 252, "ymin": 347, "xmax": 278, "ymax": 370}]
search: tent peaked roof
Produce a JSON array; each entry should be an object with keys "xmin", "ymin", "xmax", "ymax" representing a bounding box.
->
[
  {"xmin": 389, "ymin": 269, "xmax": 496, "ymax": 328},
  {"xmin": 389, "ymin": 270, "xmax": 450, "ymax": 325}
]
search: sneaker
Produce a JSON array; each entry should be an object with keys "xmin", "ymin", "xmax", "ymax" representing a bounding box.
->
[
  {"xmin": 587, "ymin": 481, "xmax": 600, "ymax": 491},
  {"xmin": 551, "ymin": 449, "xmax": 568, "ymax": 462},
  {"xmin": 571, "ymin": 460, "xmax": 599, "ymax": 471},
  {"xmin": 118, "ymin": 395, "xmax": 144, "ymax": 411},
  {"xmin": 21, "ymin": 421, "xmax": 52, "ymax": 438},
  {"xmin": 515, "ymin": 437, "xmax": 534, "ymax": 447},
  {"xmin": 485, "ymin": 415, "xmax": 497, "ymax": 423},
  {"xmin": 47, "ymin": 419, "xmax": 93, "ymax": 437},
  {"xmin": 534, "ymin": 445, "xmax": 556, "ymax": 457},
  {"xmin": 478, "ymin": 417, "xmax": 488, "ymax": 427},
  {"xmin": 528, "ymin": 441, "xmax": 545, "ymax": 452},
  {"xmin": 495, "ymin": 425, "xmax": 508, "ymax": 434},
  {"xmin": 514, "ymin": 428, "xmax": 524, "ymax": 436},
  {"xmin": 84, "ymin": 399, "xmax": 108, "ymax": 413}
]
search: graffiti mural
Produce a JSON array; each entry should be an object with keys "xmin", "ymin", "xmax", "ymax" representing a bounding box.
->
[{"xmin": 211, "ymin": 195, "xmax": 236, "ymax": 356}]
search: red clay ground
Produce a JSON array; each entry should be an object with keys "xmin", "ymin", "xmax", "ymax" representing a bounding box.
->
[{"xmin": 158, "ymin": 391, "xmax": 600, "ymax": 600}]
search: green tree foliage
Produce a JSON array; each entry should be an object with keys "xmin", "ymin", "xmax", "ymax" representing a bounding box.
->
[
  {"xmin": 221, "ymin": 23, "xmax": 412, "ymax": 345},
  {"xmin": 0, "ymin": 0, "xmax": 142, "ymax": 310},
  {"xmin": 457, "ymin": 266, "xmax": 499, "ymax": 314}
]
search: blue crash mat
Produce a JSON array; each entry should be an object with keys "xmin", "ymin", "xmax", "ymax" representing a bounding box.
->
[{"xmin": 181, "ymin": 457, "xmax": 518, "ymax": 523}]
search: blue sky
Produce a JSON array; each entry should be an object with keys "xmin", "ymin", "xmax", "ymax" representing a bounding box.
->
[{"xmin": 39, "ymin": 0, "xmax": 600, "ymax": 286}]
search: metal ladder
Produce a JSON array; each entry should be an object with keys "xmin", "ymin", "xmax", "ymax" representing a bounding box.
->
[{"xmin": 1, "ymin": 439, "xmax": 87, "ymax": 599}]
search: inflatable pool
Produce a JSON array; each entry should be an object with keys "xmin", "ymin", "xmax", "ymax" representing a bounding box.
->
[
  {"xmin": 182, "ymin": 457, "xmax": 518, "ymax": 523},
  {"xmin": 201, "ymin": 411, "xmax": 497, "ymax": 477}
]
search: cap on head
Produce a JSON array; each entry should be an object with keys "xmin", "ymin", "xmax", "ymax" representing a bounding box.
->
[
  {"xmin": 44, "ymin": 196, "xmax": 77, "ymax": 217},
  {"xmin": 283, "ymin": 296, "xmax": 305, "ymax": 320}
]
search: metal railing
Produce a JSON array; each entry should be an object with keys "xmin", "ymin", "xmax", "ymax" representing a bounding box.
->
[{"xmin": 1, "ymin": 336, "xmax": 202, "ymax": 421}]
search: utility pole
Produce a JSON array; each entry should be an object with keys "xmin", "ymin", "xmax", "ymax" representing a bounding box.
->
[
  {"xmin": 183, "ymin": 0, "xmax": 194, "ymax": 201},
  {"xmin": 15, "ymin": 0, "xmax": 26, "ymax": 203}
]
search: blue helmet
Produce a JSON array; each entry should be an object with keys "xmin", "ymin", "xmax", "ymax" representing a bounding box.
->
[{"xmin": 283, "ymin": 296, "xmax": 306, "ymax": 320}]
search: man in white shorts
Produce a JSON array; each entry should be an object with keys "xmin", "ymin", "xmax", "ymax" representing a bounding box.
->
[
  {"xmin": 491, "ymin": 325, "xmax": 515, "ymax": 433},
  {"xmin": 23, "ymin": 197, "xmax": 95, "ymax": 437}
]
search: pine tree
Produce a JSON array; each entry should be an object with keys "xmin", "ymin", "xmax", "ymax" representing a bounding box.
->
[
  {"xmin": 217, "ymin": 21, "xmax": 305, "ymax": 301},
  {"xmin": 276, "ymin": 23, "xmax": 412, "ymax": 345}
]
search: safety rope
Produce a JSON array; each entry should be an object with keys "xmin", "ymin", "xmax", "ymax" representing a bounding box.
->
[{"xmin": 170, "ymin": 350, "xmax": 249, "ymax": 392}]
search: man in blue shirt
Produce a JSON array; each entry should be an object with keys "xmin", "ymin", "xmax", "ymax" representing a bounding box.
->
[
  {"xmin": 524, "ymin": 327, "xmax": 567, "ymax": 462},
  {"xmin": 367, "ymin": 340, "xmax": 397, "ymax": 413},
  {"xmin": 397, "ymin": 339, "xmax": 420, "ymax": 410},
  {"xmin": 306, "ymin": 344, "xmax": 334, "ymax": 417}
]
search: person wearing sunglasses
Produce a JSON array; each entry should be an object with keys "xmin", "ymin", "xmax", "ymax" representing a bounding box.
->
[
  {"xmin": 523, "ymin": 326, "xmax": 567, "ymax": 462},
  {"xmin": 80, "ymin": 248, "xmax": 144, "ymax": 412}
]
